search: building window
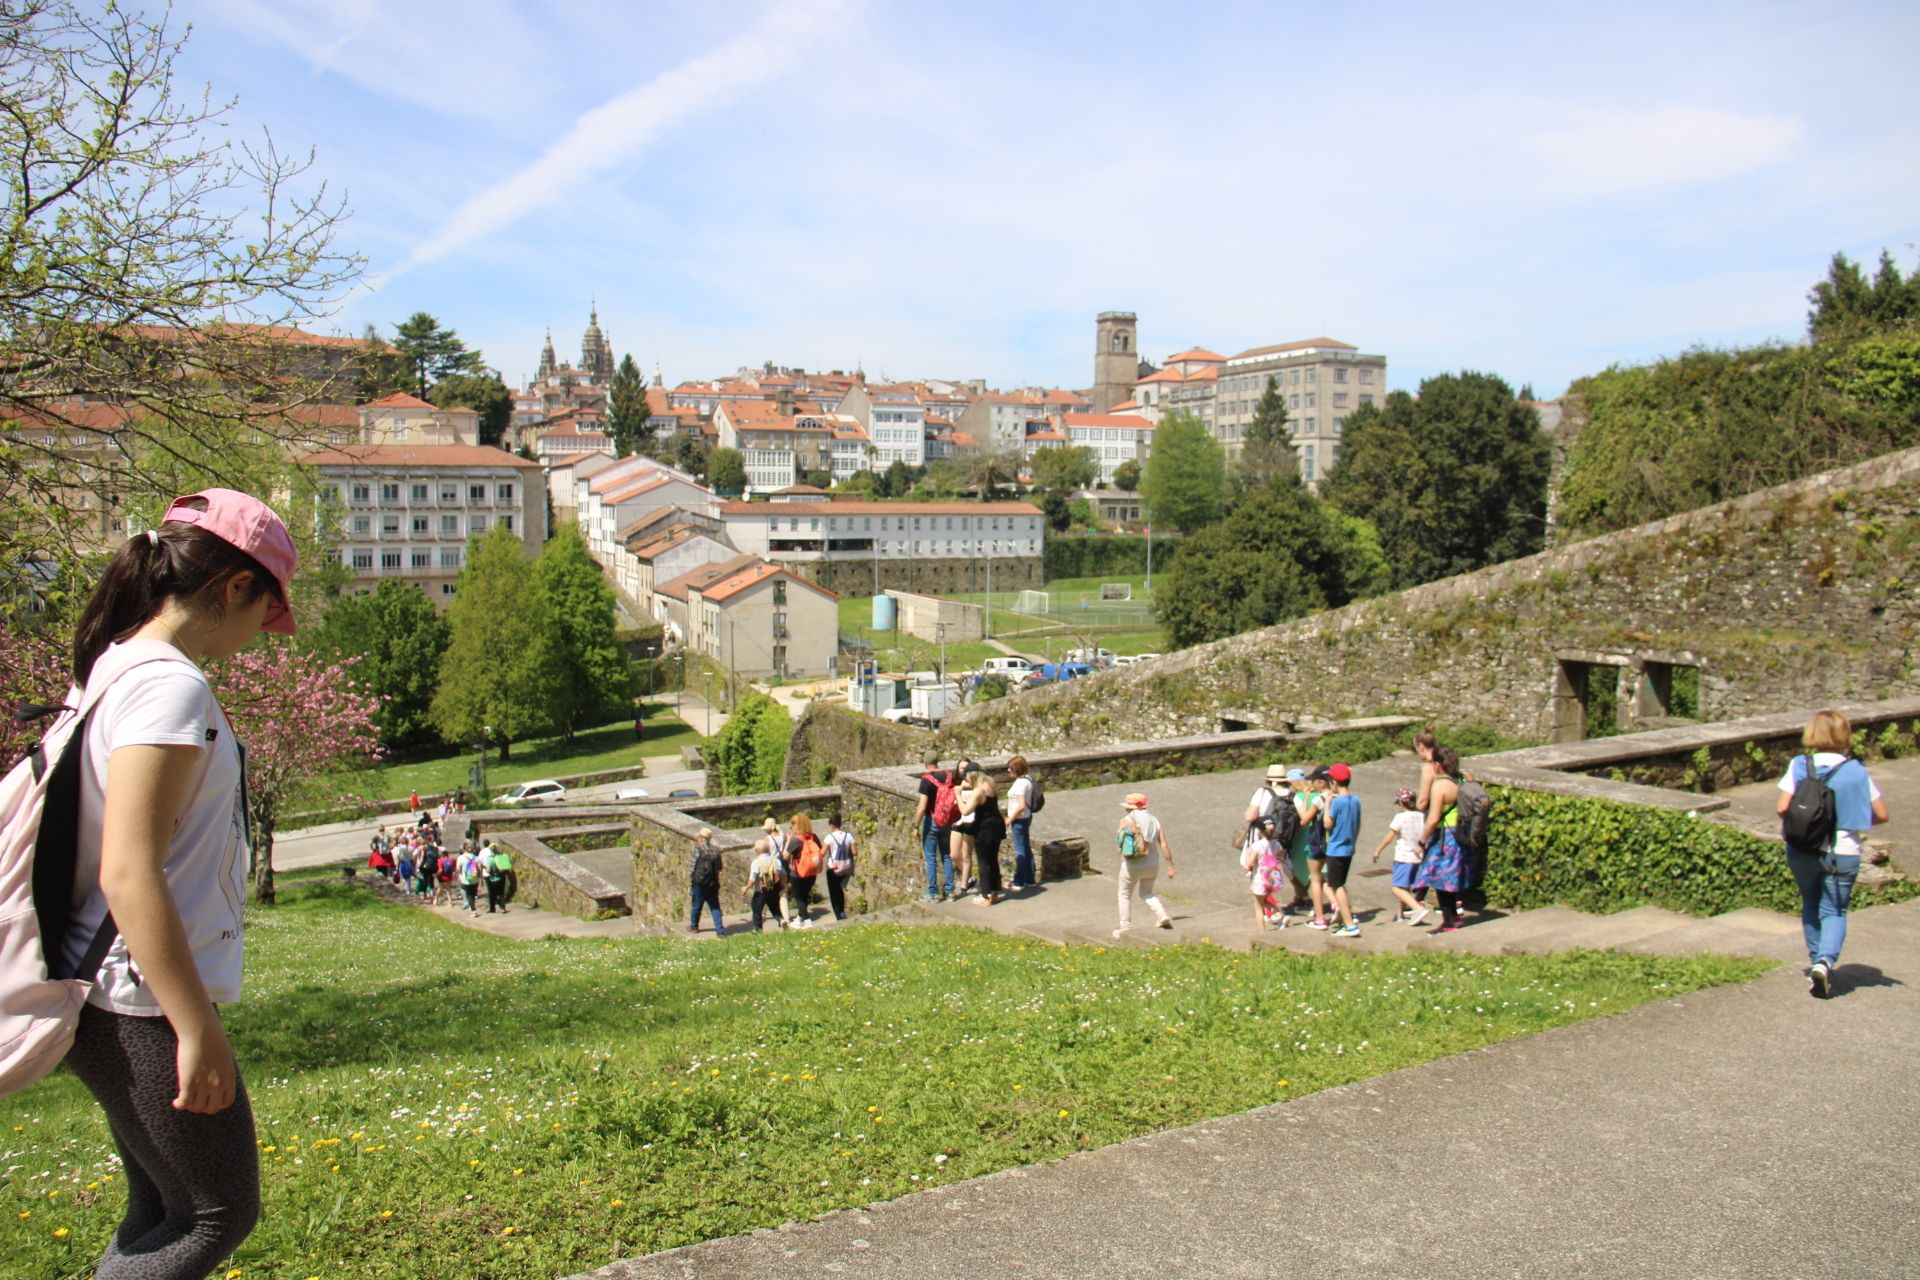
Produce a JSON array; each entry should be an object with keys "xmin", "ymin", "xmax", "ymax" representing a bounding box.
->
[
  {"xmin": 382, "ymin": 515, "xmax": 400, "ymax": 536},
  {"xmin": 381, "ymin": 483, "xmax": 400, "ymax": 503},
  {"xmin": 496, "ymin": 483, "xmax": 514, "ymax": 503},
  {"xmin": 328, "ymin": 431, "xmax": 344, "ymax": 445},
  {"xmin": 441, "ymin": 514, "xmax": 458, "ymax": 535},
  {"xmin": 412, "ymin": 515, "xmax": 429, "ymax": 534},
  {"xmin": 352, "ymin": 483, "xmax": 371, "ymax": 503},
  {"xmin": 469, "ymin": 483, "xmax": 486, "ymax": 503},
  {"xmin": 1306, "ymin": 394, "xmax": 1317, "ymax": 409},
  {"xmin": 1334, "ymin": 393, "xmax": 1349, "ymax": 408},
  {"xmin": 411, "ymin": 549, "xmax": 430, "ymax": 569},
  {"xmin": 351, "ymin": 550, "xmax": 373, "ymax": 569},
  {"xmin": 1359, "ymin": 368, "xmax": 1374, "ymax": 383},
  {"xmin": 471, "ymin": 515, "xmax": 489, "ymax": 534},
  {"xmin": 352, "ymin": 515, "xmax": 370, "ymax": 535},
  {"xmin": 1335, "ymin": 367, "xmax": 1348, "ymax": 383},
  {"xmin": 411, "ymin": 483, "xmax": 429, "ymax": 501},
  {"xmin": 442, "ymin": 583, "xmax": 456, "ymax": 595},
  {"xmin": 500, "ymin": 514, "xmax": 514, "ymax": 532},
  {"xmin": 773, "ymin": 579, "xmax": 787, "ymax": 605},
  {"xmin": 380, "ymin": 551, "xmax": 401, "ymax": 570},
  {"xmin": 440, "ymin": 484, "xmax": 459, "ymax": 503}
]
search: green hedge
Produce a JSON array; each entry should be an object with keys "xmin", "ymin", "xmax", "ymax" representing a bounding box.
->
[
  {"xmin": 1485, "ymin": 787, "xmax": 1918, "ymax": 917},
  {"xmin": 1043, "ymin": 534, "xmax": 1157, "ymax": 580}
]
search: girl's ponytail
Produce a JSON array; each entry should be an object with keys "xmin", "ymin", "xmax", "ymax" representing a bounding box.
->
[{"xmin": 71, "ymin": 531, "xmax": 166, "ymax": 684}]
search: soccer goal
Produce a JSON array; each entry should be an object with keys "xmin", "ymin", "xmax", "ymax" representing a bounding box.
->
[
  {"xmin": 1098, "ymin": 583, "xmax": 1133, "ymax": 601},
  {"xmin": 1014, "ymin": 589, "xmax": 1052, "ymax": 615}
]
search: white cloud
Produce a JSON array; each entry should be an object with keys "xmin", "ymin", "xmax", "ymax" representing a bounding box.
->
[
  {"xmin": 1516, "ymin": 102, "xmax": 1806, "ymax": 198},
  {"xmin": 383, "ymin": 0, "xmax": 857, "ymax": 281}
]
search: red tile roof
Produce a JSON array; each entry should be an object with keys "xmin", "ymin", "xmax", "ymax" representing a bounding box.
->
[
  {"xmin": 363, "ymin": 392, "xmax": 437, "ymax": 410},
  {"xmin": 721, "ymin": 500, "xmax": 1041, "ymax": 517},
  {"xmin": 1064, "ymin": 413, "xmax": 1155, "ymax": 430},
  {"xmin": 697, "ymin": 559, "xmax": 839, "ymax": 604},
  {"xmin": 1229, "ymin": 337, "xmax": 1357, "ymax": 360},
  {"xmin": 300, "ymin": 444, "xmax": 539, "ymax": 469},
  {"xmin": 1166, "ymin": 348, "xmax": 1226, "ymax": 363},
  {"xmin": 654, "ymin": 553, "xmax": 763, "ymax": 602}
]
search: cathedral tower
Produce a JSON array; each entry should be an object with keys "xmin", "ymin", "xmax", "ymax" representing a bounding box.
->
[
  {"xmin": 580, "ymin": 304, "xmax": 613, "ymax": 384},
  {"xmin": 537, "ymin": 329, "xmax": 557, "ymax": 382},
  {"xmin": 1093, "ymin": 311, "xmax": 1138, "ymax": 412}
]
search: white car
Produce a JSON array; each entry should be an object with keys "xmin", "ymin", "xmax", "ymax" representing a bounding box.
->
[
  {"xmin": 978, "ymin": 656, "xmax": 1036, "ymax": 677},
  {"xmin": 496, "ymin": 779, "xmax": 567, "ymax": 807},
  {"xmin": 612, "ymin": 785, "xmax": 650, "ymax": 801},
  {"xmin": 1064, "ymin": 647, "xmax": 1118, "ymax": 669}
]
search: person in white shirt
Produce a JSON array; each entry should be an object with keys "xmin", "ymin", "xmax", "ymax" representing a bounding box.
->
[
  {"xmin": 57, "ymin": 488, "xmax": 299, "ymax": 1277},
  {"xmin": 1113, "ymin": 792, "xmax": 1175, "ymax": 938},
  {"xmin": 1371, "ymin": 787, "xmax": 1432, "ymax": 926}
]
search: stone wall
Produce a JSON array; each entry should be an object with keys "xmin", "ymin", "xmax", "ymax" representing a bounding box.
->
[
  {"xmin": 485, "ymin": 831, "xmax": 630, "ymax": 919},
  {"xmin": 943, "ymin": 447, "xmax": 1920, "ymax": 753},
  {"xmin": 774, "ymin": 555, "xmax": 1042, "ymax": 598},
  {"xmin": 781, "ymin": 703, "xmax": 934, "ymax": 789}
]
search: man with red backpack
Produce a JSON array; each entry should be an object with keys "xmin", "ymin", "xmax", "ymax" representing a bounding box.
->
[{"xmin": 914, "ymin": 752, "xmax": 958, "ymax": 901}]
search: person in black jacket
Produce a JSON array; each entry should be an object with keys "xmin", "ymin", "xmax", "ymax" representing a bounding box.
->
[{"xmin": 688, "ymin": 827, "xmax": 726, "ymax": 934}]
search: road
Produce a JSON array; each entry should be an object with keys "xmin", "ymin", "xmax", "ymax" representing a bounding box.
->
[{"xmin": 268, "ymin": 767, "xmax": 707, "ymax": 872}]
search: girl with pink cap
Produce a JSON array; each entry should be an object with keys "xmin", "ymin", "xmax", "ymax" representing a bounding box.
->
[{"xmin": 58, "ymin": 488, "xmax": 296, "ymax": 1276}]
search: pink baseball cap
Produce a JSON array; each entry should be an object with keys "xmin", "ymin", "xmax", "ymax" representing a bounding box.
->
[{"xmin": 162, "ymin": 488, "xmax": 299, "ymax": 634}]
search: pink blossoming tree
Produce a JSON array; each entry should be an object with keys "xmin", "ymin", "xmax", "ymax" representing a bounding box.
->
[{"xmin": 211, "ymin": 640, "xmax": 383, "ymax": 904}]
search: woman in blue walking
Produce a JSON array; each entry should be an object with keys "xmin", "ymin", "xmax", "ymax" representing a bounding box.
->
[{"xmin": 1777, "ymin": 710, "xmax": 1889, "ymax": 999}]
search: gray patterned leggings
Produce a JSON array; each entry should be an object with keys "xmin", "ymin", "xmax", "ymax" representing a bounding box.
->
[{"xmin": 66, "ymin": 1004, "xmax": 261, "ymax": 1279}]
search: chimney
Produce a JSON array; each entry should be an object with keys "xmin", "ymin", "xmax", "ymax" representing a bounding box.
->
[{"xmin": 776, "ymin": 386, "xmax": 795, "ymax": 417}]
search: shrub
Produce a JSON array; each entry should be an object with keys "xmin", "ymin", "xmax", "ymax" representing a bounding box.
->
[
  {"xmin": 1484, "ymin": 788, "xmax": 1918, "ymax": 916},
  {"xmin": 709, "ymin": 694, "xmax": 791, "ymax": 795}
]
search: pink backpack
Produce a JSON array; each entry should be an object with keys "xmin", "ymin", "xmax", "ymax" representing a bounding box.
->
[{"xmin": 0, "ymin": 647, "xmax": 189, "ymax": 1098}]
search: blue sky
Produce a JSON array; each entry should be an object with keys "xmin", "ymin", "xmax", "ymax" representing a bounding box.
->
[{"xmin": 179, "ymin": 0, "xmax": 1920, "ymax": 398}]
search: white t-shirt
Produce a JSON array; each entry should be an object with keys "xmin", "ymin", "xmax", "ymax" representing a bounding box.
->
[
  {"xmin": 1121, "ymin": 809, "xmax": 1163, "ymax": 872},
  {"xmin": 1389, "ymin": 810, "xmax": 1426, "ymax": 863},
  {"xmin": 1246, "ymin": 785, "xmax": 1287, "ymax": 820},
  {"xmin": 65, "ymin": 641, "xmax": 249, "ymax": 1016},
  {"xmin": 1008, "ymin": 775, "xmax": 1034, "ymax": 819}
]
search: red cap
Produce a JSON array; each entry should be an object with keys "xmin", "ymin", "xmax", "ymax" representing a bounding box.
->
[
  {"xmin": 162, "ymin": 488, "xmax": 299, "ymax": 634},
  {"xmin": 1327, "ymin": 763, "xmax": 1351, "ymax": 784}
]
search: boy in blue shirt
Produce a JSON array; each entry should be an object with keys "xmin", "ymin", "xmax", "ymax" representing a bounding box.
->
[{"xmin": 1322, "ymin": 763, "xmax": 1363, "ymax": 937}]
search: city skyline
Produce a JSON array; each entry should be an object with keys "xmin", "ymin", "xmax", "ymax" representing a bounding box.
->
[{"xmin": 179, "ymin": 0, "xmax": 1920, "ymax": 398}]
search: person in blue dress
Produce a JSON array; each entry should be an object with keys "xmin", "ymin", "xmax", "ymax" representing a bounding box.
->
[{"xmin": 1776, "ymin": 710, "xmax": 1889, "ymax": 999}]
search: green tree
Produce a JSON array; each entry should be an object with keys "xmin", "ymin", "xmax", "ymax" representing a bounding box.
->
[
  {"xmin": 1320, "ymin": 372, "xmax": 1550, "ymax": 588},
  {"xmin": 1239, "ymin": 376, "xmax": 1295, "ymax": 489},
  {"xmin": 670, "ymin": 431, "xmax": 707, "ymax": 477},
  {"xmin": 709, "ymin": 693, "xmax": 791, "ymax": 795},
  {"xmin": 964, "ymin": 447, "xmax": 1022, "ymax": 499},
  {"xmin": 607, "ymin": 354, "xmax": 653, "ymax": 459},
  {"xmin": 836, "ymin": 469, "xmax": 877, "ymax": 494},
  {"xmin": 1028, "ymin": 445, "xmax": 1098, "ymax": 492},
  {"xmin": 707, "ymin": 447, "xmax": 747, "ymax": 493},
  {"xmin": 352, "ymin": 324, "xmax": 411, "ymax": 400},
  {"xmin": 0, "ymin": 1, "xmax": 360, "ymax": 576},
  {"xmin": 1040, "ymin": 489, "xmax": 1071, "ymax": 532},
  {"xmin": 428, "ymin": 371, "xmax": 512, "ymax": 448},
  {"xmin": 392, "ymin": 312, "xmax": 483, "ymax": 398},
  {"xmin": 430, "ymin": 526, "xmax": 563, "ymax": 760},
  {"xmin": 883, "ymin": 459, "xmax": 913, "ymax": 497},
  {"xmin": 535, "ymin": 524, "xmax": 633, "ymax": 742},
  {"xmin": 312, "ymin": 579, "xmax": 450, "ymax": 750},
  {"xmin": 1152, "ymin": 475, "xmax": 1359, "ymax": 647},
  {"xmin": 1111, "ymin": 459, "xmax": 1142, "ymax": 492},
  {"xmin": 1140, "ymin": 410, "xmax": 1227, "ymax": 532},
  {"xmin": 1809, "ymin": 250, "xmax": 1920, "ymax": 343}
]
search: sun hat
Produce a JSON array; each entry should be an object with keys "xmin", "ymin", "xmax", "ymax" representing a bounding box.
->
[
  {"xmin": 1265, "ymin": 763, "xmax": 1288, "ymax": 782},
  {"xmin": 1395, "ymin": 787, "xmax": 1417, "ymax": 808},
  {"xmin": 162, "ymin": 488, "xmax": 298, "ymax": 634},
  {"xmin": 761, "ymin": 817, "xmax": 780, "ymax": 833},
  {"xmin": 1327, "ymin": 763, "xmax": 1351, "ymax": 784},
  {"xmin": 697, "ymin": 827, "xmax": 714, "ymax": 840},
  {"xmin": 1122, "ymin": 793, "xmax": 1149, "ymax": 810}
]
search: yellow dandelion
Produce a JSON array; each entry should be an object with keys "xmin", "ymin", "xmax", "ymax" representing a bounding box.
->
[
  {"xmin": 1058, "ymin": 1110, "xmax": 1071, "ymax": 1118},
  {"xmin": 512, "ymin": 1168, "xmax": 524, "ymax": 1177},
  {"xmin": 52, "ymin": 1227, "xmax": 69, "ymax": 1238},
  {"xmin": 501, "ymin": 1226, "xmax": 517, "ymax": 1236},
  {"xmin": 610, "ymin": 1199, "xmax": 625, "ymax": 1208},
  {"xmin": 380, "ymin": 1211, "xmax": 393, "ymax": 1219}
]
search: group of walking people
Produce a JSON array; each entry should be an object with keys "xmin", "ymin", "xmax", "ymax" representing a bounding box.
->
[
  {"xmin": 683, "ymin": 813, "xmax": 858, "ymax": 935},
  {"xmin": 368, "ymin": 824, "xmax": 517, "ymax": 915}
]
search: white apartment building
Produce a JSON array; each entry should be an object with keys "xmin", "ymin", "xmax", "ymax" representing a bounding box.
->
[
  {"xmin": 577, "ymin": 456, "xmax": 716, "ymax": 579},
  {"xmin": 1215, "ymin": 339, "xmax": 1388, "ymax": 482},
  {"xmin": 836, "ymin": 382, "xmax": 928, "ymax": 469},
  {"xmin": 1061, "ymin": 412, "xmax": 1156, "ymax": 485}
]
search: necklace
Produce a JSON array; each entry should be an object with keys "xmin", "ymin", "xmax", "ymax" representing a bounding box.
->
[{"xmin": 147, "ymin": 616, "xmax": 194, "ymax": 658}]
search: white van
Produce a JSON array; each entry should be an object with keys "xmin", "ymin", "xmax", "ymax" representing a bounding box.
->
[{"xmin": 979, "ymin": 656, "xmax": 1036, "ymax": 677}]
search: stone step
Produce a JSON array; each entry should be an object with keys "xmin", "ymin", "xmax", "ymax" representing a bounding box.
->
[
  {"xmin": 1495, "ymin": 906, "xmax": 1632, "ymax": 955},
  {"xmin": 1518, "ymin": 904, "xmax": 1698, "ymax": 954},
  {"xmin": 1407, "ymin": 908, "xmax": 1566, "ymax": 955},
  {"xmin": 1250, "ymin": 925, "xmax": 1329, "ymax": 957},
  {"xmin": 1711, "ymin": 907, "xmax": 1803, "ymax": 937},
  {"xmin": 1616, "ymin": 917, "xmax": 1799, "ymax": 959}
]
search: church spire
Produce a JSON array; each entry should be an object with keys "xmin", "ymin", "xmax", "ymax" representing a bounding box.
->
[{"xmin": 537, "ymin": 328, "xmax": 556, "ymax": 381}]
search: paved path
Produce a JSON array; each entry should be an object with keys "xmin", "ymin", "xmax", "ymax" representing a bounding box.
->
[{"xmin": 576, "ymin": 896, "xmax": 1920, "ymax": 1280}]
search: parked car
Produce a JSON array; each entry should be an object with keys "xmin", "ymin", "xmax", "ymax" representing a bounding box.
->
[
  {"xmin": 1064, "ymin": 647, "xmax": 1118, "ymax": 669},
  {"xmin": 978, "ymin": 656, "xmax": 1036, "ymax": 678},
  {"xmin": 612, "ymin": 785, "xmax": 650, "ymax": 801},
  {"xmin": 496, "ymin": 779, "xmax": 567, "ymax": 807},
  {"xmin": 1022, "ymin": 661, "xmax": 1093, "ymax": 688},
  {"xmin": 668, "ymin": 788, "xmax": 700, "ymax": 800}
]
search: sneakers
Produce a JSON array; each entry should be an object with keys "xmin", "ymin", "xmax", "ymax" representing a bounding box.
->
[
  {"xmin": 1111, "ymin": 928, "xmax": 1130, "ymax": 940},
  {"xmin": 1307, "ymin": 917, "xmax": 1331, "ymax": 930},
  {"xmin": 1434, "ymin": 921, "xmax": 1462, "ymax": 934},
  {"xmin": 1407, "ymin": 908, "xmax": 1431, "ymax": 928},
  {"xmin": 1332, "ymin": 923, "xmax": 1361, "ymax": 937},
  {"xmin": 1156, "ymin": 917, "xmax": 1173, "ymax": 930},
  {"xmin": 1809, "ymin": 962, "xmax": 1832, "ymax": 999}
]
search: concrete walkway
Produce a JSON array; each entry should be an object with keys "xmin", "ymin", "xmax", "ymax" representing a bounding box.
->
[{"xmin": 576, "ymin": 896, "xmax": 1920, "ymax": 1280}]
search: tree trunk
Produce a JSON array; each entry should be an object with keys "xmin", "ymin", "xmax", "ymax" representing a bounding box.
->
[
  {"xmin": 497, "ymin": 738, "xmax": 512, "ymax": 762},
  {"xmin": 252, "ymin": 823, "xmax": 277, "ymax": 906}
]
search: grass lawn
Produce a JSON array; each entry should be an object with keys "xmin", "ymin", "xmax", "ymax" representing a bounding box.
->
[
  {"xmin": 837, "ymin": 579, "xmax": 1170, "ymax": 668},
  {"xmin": 0, "ymin": 878, "xmax": 1766, "ymax": 1279},
  {"xmin": 354, "ymin": 701, "xmax": 702, "ymax": 803}
]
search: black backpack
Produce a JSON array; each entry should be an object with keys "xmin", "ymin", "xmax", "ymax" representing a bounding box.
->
[
  {"xmin": 1782, "ymin": 754, "xmax": 1848, "ymax": 854},
  {"xmin": 1026, "ymin": 775, "xmax": 1046, "ymax": 815},
  {"xmin": 1454, "ymin": 778, "xmax": 1492, "ymax": 851},
  {"xmin": 1266, "ymin": 789, "xmax": 1300, "ymax": 848}
]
